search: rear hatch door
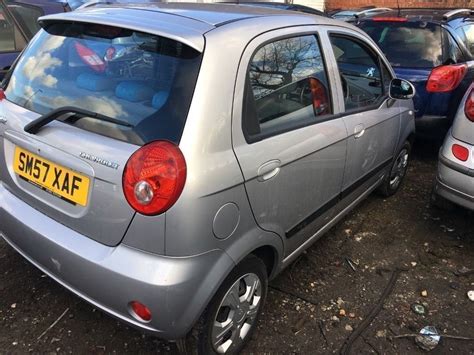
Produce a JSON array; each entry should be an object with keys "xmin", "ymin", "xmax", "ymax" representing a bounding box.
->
[{"xmin": 0, "ymin": 19, "xmax": 202, "ymax": 246}]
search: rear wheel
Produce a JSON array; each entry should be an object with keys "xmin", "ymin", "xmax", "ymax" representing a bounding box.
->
[
  {"xmin": 378, "ymin": 141, "xmax": 411, "ymax": 197},
  {"xmin": 194, "ymin": 255, "xmax": 268, "ymax": 354}
]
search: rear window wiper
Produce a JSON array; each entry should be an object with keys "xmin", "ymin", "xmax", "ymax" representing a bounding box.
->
[{"xmin": 24, "ymin": 106, "xmax": 133, "ymax": 134}]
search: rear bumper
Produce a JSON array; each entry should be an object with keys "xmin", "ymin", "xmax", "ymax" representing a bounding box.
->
[
  {"xmin": 434, "ymin": 157, "xmax": 474, "ymax": 211},
  {"xmin": 0, "ymin": 182, "xmax": 235, "ymax": 340}
]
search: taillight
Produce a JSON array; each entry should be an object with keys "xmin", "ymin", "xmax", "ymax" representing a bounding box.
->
[
  {"xmin": 372, "ymin": 17, "xmax": 407, "ymax": 22},
  {"xmin": 452, "ymin": 144, "xmax": 469, "ymax": 162},
  {"xmin": 0, "ymin": 89, "xmax": 5, "ymax": 101},
  {"xmin": 426, "ymin": 64, "xmax": 467, "ymax": 93},
  {"xmin": 464, "ymin": 87, "xmax": 474, "ymax": 122},
  {"xmin": 123, "ymin": 141, "xmax": 186, "ymax": 216}
]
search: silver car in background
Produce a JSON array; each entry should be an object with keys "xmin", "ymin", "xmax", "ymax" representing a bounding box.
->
[
  {"xmin": 0, "ymin": 3, "xmax": 415, "ymax": 353},
  {"xmin": 432, "ymin": 83, "xmax": 474, "ymax": 210}
]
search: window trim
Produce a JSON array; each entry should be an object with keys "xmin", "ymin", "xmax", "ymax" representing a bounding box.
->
[{"xmin": 242, "ymin": 32, "xmax": 334, "ymax": 144}]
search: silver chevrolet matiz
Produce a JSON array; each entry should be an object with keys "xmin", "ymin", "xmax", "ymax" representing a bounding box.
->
[{"xmin": 0, "ymin": 3, "xmax": 415, "ymax": 353}]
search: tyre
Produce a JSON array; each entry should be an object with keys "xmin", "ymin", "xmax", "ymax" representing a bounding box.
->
[
  {"xmin": 378, "ymin": 141, "xmax": 411, "ymax": 197},
  {"xmin": 193, "ymin": 255, "xmax": 268, "ymax": 354}
]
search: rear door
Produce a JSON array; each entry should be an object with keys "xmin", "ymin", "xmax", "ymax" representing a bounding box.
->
[
  {"xmin": 0, "ymin": 20, "xmax": 203, "ymax": 246},
  {"xmin": 232, "ymin": 27, "xmax": 347, "ymax": 258},
  {"xmin": 327, "ymin": 31, "xmax": 401, "ymax": 207}
]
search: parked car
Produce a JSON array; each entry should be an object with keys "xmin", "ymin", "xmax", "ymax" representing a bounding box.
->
[
  {"xmin": 0, "ymin": 3, "xmax": 415, "ymax": 353},
  {"xmin": 431, "ymin": 83, "xmax": 474, "ymax": 210},
  {"xmin": 0, "ymin": 0, "xmax": 69, "ymax": 78},
  {"xmin": 221, "ymin": 2, "xmax": 328, "ymax": 17},
  {"xmin": 331, "ymin": 7, "xmax": 391, "ymax": 22},
  {"xmin": 357, "ymin": 9, "xmax": 474, "ymax": 139}
]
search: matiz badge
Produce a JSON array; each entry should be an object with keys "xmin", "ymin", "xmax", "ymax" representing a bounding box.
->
[{"xmin": 80, "ymin": 152, "xmax": 119, "ymax": 170}]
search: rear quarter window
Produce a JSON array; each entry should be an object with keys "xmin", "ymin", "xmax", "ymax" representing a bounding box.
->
[{"xmin": 4, "ymin": 22, "xmax": 202, "ymax": 145}]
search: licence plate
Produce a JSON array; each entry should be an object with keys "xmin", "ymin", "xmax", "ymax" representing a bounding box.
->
[{"xmin": 13, "ymin": 147, "xmax": 90, "ymax": 206}]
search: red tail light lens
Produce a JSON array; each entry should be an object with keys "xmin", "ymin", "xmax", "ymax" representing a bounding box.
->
[
  {"xmin": 426, "ymin": 64, "xmax": 467, "ymax": 93},
  {"xmin": 123, "ymin": 141, "xmax": 186, "ymax": 216},
  {"xmin": 464, "ymin": 88, "xmax": 474, "ymax": 122},
  {"xmin": 372, "ymin": 17, "xmax": 407, "ymax": 22},
  {"xmin": 0, "ymin": 89, "xmax": 5, "ymax": 101},
  {"xmin": 452, "ymin": 144, "xmax": 469, "ymax": 162}
]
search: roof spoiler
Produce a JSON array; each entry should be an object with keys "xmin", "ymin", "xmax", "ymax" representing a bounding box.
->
[{"xmin": 443, "ymin": 9, "xmax": 474, "ymax": 21}]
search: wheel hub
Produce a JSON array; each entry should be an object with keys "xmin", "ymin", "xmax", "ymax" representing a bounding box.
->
[{"xmin": 211, "ymin": 273, "xmax": 262, "ymax": 354}]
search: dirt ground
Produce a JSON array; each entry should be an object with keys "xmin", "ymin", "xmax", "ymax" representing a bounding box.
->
[{"xmin": 1, "ymin": 142, "xmax": 473, "ymax": 354}]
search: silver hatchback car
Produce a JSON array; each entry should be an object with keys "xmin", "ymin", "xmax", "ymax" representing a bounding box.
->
[
  {"xmin": 432, "ymin": 83, "xmax": 474, "ymax": 211},
  {"xmin": 0, "ymin": 3, "xmax": 415, "ymax": 353}
]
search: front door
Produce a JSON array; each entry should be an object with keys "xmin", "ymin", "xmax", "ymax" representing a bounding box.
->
[{"xmin": 328, "ymin": 33, "xmax": 401, "ymax": 206}]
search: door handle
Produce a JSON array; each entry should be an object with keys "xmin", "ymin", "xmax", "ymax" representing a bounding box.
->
[
  {"xmin": 354, "ymin": 124, "xmax": 365, "ymax": 139},
  {"xmin": 257, "ymin": 160, "xmax": 281, "ymax": 182}
]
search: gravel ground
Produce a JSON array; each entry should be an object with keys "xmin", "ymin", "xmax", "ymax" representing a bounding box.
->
[{"xmin": 1, "ymin": 143, "xmax": 473, "ymax": 354}]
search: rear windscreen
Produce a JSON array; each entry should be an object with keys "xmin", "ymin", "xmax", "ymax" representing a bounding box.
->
[
  {"xmin": 4, "ymin": 22, "xmax": 202, "ymax": 145},
  {"xmin": 359, "ymin": 21, "xmax": 442, "ymax": 68}
]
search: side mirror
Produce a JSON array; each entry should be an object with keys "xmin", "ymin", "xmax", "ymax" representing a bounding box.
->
[
  {"xmin": 308, "ymin": 77, "xmax": 331, "ymax": 116},
  {"xmin": 389, "ymin": 78, "xmax": 415, "ymax": 100}
]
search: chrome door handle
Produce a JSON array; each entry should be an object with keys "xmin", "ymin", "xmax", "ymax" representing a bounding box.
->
[
  {"xmin": 257, "ymin": 160, "xmax": 281, "ymax": 182},
  {"xmin": 354, "ymin": 124, "xmax": 365, "ymax": 139}
]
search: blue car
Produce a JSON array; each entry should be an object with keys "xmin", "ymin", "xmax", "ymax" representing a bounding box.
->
[
  {"xmin": 0, "ymin": 0, "xmax": 69, "ymax": 78},
  {"xmin": 358, "ymin": 9, "xmax": 474, "ymax": 139}
]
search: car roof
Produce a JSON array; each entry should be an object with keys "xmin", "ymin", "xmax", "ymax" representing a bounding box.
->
[{"xmin": 40, "ymin": 3, "xmax": 348, "ymax": 52}]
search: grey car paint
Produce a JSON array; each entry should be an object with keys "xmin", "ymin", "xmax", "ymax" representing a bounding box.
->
[
  {"xmin": 0, "ymin": 3, "xmax": 415, "ymax": 342},
  {"xmin": 434, "ymin": 84, "xmax": 474, "ymax": 210}
]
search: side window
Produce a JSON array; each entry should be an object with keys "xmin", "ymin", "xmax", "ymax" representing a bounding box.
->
[
  {"xmin": 456, "ymin": 24, "xmax": 474, "ymax": 56},
  {"xmin": 246, "ymin": 35, "xmax": 331, "ymax": 138},
  {"xmin": 8, "ymin": 4, "xmax": 43, "ymax": 39},
  {"xmin": 0, "ymin": 7, "xmax": 23, "ymax": 52},
  {"xmin": 329, "ymin": 35, "xmax": 384, "ymax": 111}
]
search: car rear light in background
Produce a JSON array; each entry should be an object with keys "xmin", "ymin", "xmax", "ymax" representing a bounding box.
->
[
  {"xmin": 426, "ymin": 64, "xmax": 467, "ymax": 93},
  {"xmin": 464, "ymin": 87, "xmax": 474, "ymax": 122},
  {"xmin": 129, "ymin": 301, "xmax": 152, "ymax": 322},
  {"xmin": 372, "ymin": 17, "xmax": 408, "ymax": 22},
  {"xmin": 0, "ymin": 89, "xmax": 5, "ymax": 101},
  {"xmin": 123, "ymin": 141, "xmax": 186, "ymax": 216},
  {"xmin": 452, "ymin": 144, "xmax": 469, "ymax": 162}
]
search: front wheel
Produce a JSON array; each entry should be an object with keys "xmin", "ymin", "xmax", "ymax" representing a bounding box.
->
[
  {"xmin": 378, "ymin": 141, "xmax": 411, "ymax": 197},
  {"xmin": 194, "ymin": 255, "xmax": 268, "ymax": 354}
]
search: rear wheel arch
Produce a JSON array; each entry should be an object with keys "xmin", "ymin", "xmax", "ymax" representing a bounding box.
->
[{"xmin": 250, "ymin": 245, "xmax": 279, "ymax": 279}]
